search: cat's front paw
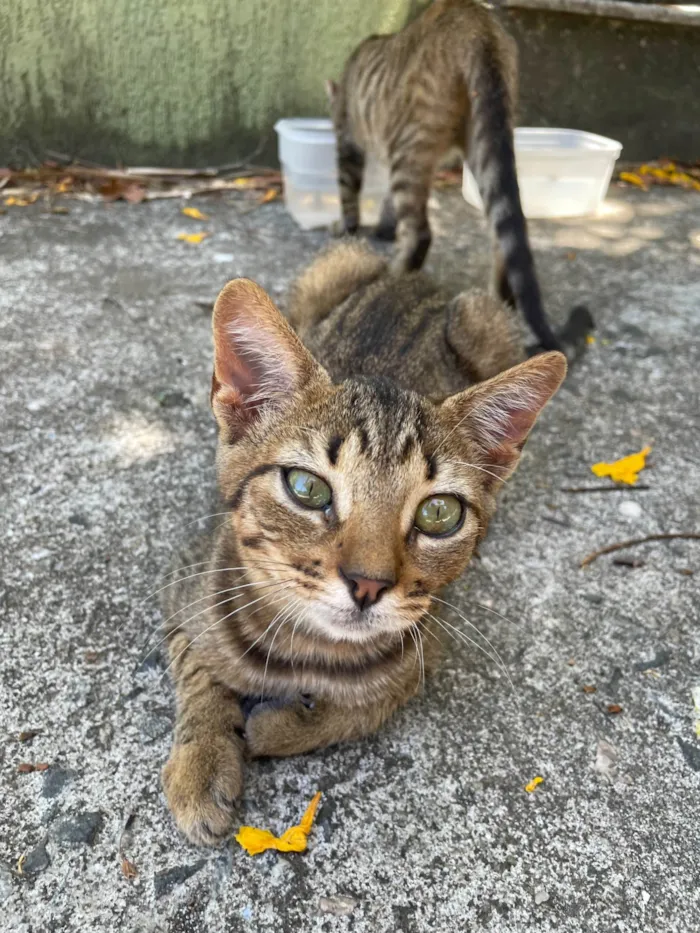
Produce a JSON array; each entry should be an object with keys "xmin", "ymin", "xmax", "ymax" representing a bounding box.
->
[
  {"xmin": 246, "ymin": 702, "xmax": 315, "ymax": 758},
  {"xmin": 162, "ymin": 737, "xmax": 244, "ymax": 846}
]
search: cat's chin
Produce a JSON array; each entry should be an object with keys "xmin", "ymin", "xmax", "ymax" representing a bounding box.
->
[{"xmin": 300, "ymin": 601, "xmax": 409, "ymax": 645}]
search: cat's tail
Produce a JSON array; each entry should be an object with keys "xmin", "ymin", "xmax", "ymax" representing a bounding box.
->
[
  {"xmin": 464, "ymin": 41, "xmax": 592, "ymax": 356},
  {"xmin": 287, "ymin": 240, "xmax": 387, "ymax": 338}
]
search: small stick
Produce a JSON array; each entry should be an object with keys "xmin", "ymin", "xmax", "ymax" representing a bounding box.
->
[
  {"xmin": 581, "ymin": 532, "xmax": 700, "ymax": 568},
  {"xmin": 561, "ymin": 484, "xmax": 651, "ymax": 494}
]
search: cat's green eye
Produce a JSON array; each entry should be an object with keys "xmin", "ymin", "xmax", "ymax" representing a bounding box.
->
[
  {"xmin": 415, "ymin": 494, "xmax": 464, "ymax": 537},
  {"xmin": 285, "ymin": 468, "xmax": 332, "ymax": 510}
]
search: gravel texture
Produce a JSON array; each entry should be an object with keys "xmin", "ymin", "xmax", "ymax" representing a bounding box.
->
[{"xmin": 1, "ymin": 186, "xmax": 699, "ymax": 931}]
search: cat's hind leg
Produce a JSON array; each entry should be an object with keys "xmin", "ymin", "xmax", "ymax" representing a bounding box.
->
[
  {"xmin": 331, "ymin": 139, "xmax": 365, "ymax": 237},
  {"xmin": 374, "ymin": 193, "xmax": 397, "ymax": 241},
  {"xmin": 387, "ymin": 149, "xmax": 434, "ymax": 274}
]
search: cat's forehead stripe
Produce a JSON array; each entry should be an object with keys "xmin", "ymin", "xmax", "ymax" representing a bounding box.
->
[{"xmin": 327, "ymin": 434, "xmax": 344, "ymax": 465}]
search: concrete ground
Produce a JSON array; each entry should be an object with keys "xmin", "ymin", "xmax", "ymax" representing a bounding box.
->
[{"xmin": 1, "ymin": 184, "xmax": 699, "ymax": 933}]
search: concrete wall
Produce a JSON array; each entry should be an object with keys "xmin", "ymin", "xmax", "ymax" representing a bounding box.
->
[
  {"xmin": 0, "ymin": 0, "xmax": 423, "ymax": 166},
  {"xmin": 1, "ymin": 0, "xmax": 696, "ymax": 165},
  {"xmin": 504, "ymin": 8, "xmax": 700, "ymax": 162}
]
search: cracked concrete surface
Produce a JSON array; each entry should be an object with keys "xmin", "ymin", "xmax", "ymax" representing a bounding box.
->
[{"xmin": 1, "ymin": 186, "xmax": 699, "ymax": 932}]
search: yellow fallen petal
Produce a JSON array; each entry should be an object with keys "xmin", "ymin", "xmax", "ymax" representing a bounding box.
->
[
  {"xmin": 235, "ymin": 792, "xmax": 322, "ymax": 857},
  {"xmin": 235, "ymin": 827, "xmax": 282, "ymax": 856},
  {"xmin": 591, "ymin": 446, "xmax": 651, "ymax": 485},
  {"xmin": 525, "ymin": 775, "xmax": 543, "ymax": 793},
  {"xmin": 181, "ymin": 206, "xmax": 209, "ymax": 220},
  {"xmin": 619, "ymin": 172, "xmax": 647, "ymax": 190},
  {"xmin": 4, "ymin": 195, "xmax": 38, "ymax": 207},
  {"xmin": 177, "ymin": 232, "xmax": 209, "ymax": 244},
  {"xmin": 586, "ymin": 334, "xmax": 596, "ymax": 345},
  {"xmin": 298, "ymin": 791, "xmax": 322, "ymax": 834},
  {"xmin": 259, "ymin": 188, "xmax": 278, "ymax": 204}
]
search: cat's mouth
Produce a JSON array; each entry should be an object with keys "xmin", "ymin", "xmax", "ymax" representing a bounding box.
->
[{"xmin": 300, "ymin": 592, "xmax": 424, "ymax": 644}]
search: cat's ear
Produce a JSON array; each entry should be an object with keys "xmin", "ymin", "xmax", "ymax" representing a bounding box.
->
[
  {"xmin": 211, "ymin": 278, "xmax": 328, "ymax": 441},
  {"xmin": 325, "ymin": 79, "xmax": 338, "ymax": 104},
  {"xmin": 440, "ymin": 352, "xmax": 566, "ymax": 481}
]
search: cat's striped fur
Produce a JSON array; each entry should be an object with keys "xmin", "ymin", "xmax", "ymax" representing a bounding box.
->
[
  {"xmin": 327, "ymin": 0, "xmax": 575, "ymax": 352},
  {"xmin": 161, "ymin": 242, "xmax": 566, "ymax": 846}
]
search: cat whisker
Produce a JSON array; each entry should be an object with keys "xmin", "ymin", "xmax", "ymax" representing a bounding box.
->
[
  {"xmin": 288, "ymin": 608, "xmax": 305, "ymax": 673},
  {"xmin": 137, "ymin": 576, "xmax": 292, "ymax": 669},
  {"xmin": 140, "ymin": 558, "xmax": 293, "ymax": 604},
  {"xmin": 414, "ymin": 624, "xmax": 426, "ymax": 693},
  {"xmin": 426, "ymin": 610, "xmax": 518, "ymax": 704},
  {"xmin": 417, "ymin": 618, "xmax": 442, "ymax": 645},
  {"xmin": 238, "ymin": 596, "xmax": 299, "ymax": 662},
  {"xmin": 431, "ymin": 595, "xmax": 516, "ymax": 694},
  {"xmin": 162, "ymin": 586, "xmax": 294, "ymax": 681},
  {"xmin": 260, "ymin": 610, "xmax": 291, "ymax": 701},
  {"xmin": 475, "ymin": 602, "xmax": 518, "ymax": 627},
  {"xmin": 407, "ymin": 625, "xmax": 420, "ymax": 676},
  {"xmin": 182, "ymin": 511, "xmax": 232, "ymax": 530},
  {"xmin": 440, "ymin": 457, "xmax": 509, "ymax": 485}
]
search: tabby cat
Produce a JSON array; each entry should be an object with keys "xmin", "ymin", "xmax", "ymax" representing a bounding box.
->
[
  {"xmin": 161, "ymin": 241, "xmax": 566, "ymax": 846},
  {"xmin": 327, "ymin": 0, "xmax": 588, "ymax": 352}
]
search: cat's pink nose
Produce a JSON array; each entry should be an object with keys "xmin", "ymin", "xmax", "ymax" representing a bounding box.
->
[{"xmin": 340, "ymin": 569, "xmax": 393, "ymax": 610}]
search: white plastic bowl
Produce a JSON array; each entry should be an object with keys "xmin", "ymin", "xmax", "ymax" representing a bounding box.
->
[
  {"xmin": 462, "ymin": 128, "xmax": 622, "ymax": 219},
  {"xmin": 275, "ymin": 118, "xmax": 389, "ymax": 230}
]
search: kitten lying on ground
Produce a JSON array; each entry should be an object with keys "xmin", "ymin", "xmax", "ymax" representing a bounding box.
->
[{"xmin": 161, "ymin": 241, "xmax": 565, "ymax": 846}]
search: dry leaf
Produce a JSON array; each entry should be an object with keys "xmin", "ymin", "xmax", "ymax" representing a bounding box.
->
[
  {"xmin": 98, "ymin": 179, "xmax": 147, "ymax": 203},
  {"xmin": 235, "ymin": 791, "xmax": 322, "ymax": 856},
  {"xmin": 18, "ymin": 730, "xmax": 40, "ymax": 743},
  {"xmin": 123, "ymin": 183, "xmax": 147, "ymax": 204},
  {"xmin": 16, "ymin": 853, "xmax": 27, "ymax": 876},
  {"xmin": 181, "ymin": 206, "xmax": 209, "ymax": 220},
  {"xmin": 35, "ymin": 762, "xmax": 50, "ymax": 772},
  {"xmin": 17, "ymin": 763, "xmax": 35, "ymax": 773},
  {"xmin": 582, "ymin": 685, "xmax": 597, "ymax": 694},
  {"xmin": 177, "ymin": 232, "xmax": 209, "ymax": 245},
  {"xmin": 4, "ymin": 194, "xmax": 39, "ymax": 207},
  {"xmin": 121, "ymin": 856, "xmax": 139, "ymax": 880},
  {"xmin": 524, "ymin": 775, "xmax": 543, "ymax": 793},
  {"xmin": 607, "ymin": 704, "xmax": 623, "ymax": 715},
  {"xmin": 591, "ymin": 446, "xmax": 651, "ymax": 485},
  {"xmin": 619, "ymin": 172, "xmax": 648, "ymax": 190}
]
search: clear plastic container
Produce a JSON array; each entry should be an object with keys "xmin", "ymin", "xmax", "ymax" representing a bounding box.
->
[
  {"xmin": 462, "ymin": 128, "xmax": 622, "ymax": 219},
  {"xmin": 275, "ymin": 118, "xmax": 389, "ymax": 230}
]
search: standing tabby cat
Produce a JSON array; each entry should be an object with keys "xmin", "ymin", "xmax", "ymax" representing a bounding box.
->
[
  {"xmin": 161, "ymin": 241, "xmax": 566, "ymax": 846},
  {"xmin": 327, "ymin": 0, "xmax": 586, "ymax": 352}
]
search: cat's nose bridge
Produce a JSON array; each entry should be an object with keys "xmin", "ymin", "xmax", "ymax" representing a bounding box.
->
[{"xmin": 338, "ymin": 508, "xmax": 401, "ymax": 583}]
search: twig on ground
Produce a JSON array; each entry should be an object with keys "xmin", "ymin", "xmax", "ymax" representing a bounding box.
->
[{"xmin": 581, "ymin": 532, "xmax": 700, "ymax": 568}]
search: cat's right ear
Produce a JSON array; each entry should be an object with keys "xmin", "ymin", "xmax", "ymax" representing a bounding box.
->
[
  {"xmin": 211, "ymin": 278, "xmax": 328, "ymax": 442},
  {"xmin": 325, "ymin": 79, "xmax": 338, "ymax": 104}
]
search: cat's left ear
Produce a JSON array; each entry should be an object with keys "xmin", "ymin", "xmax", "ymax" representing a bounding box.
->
[
  {"xmin": 211, "ymin": 278, "xmax": 329, "ymax": 441},
  {"xmin": 325, "ymin": 79, "xmax": 338, "ymax": 104},
  {"xmin": 439, "ymin": 351, "xmax": 567, "ymax": 482}
]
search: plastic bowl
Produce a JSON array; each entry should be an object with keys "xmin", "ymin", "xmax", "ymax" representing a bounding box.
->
[
  {"xmin": 462, "ymin": 128, "xmax": 622, "ymax": 219},
  {"xmin": 275, "ymin": 118, "xmax": 389, "ymax": 230}
]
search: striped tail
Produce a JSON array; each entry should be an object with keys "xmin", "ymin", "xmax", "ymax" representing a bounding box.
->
[{"xmin": 465, "ymin": 47, "xmax": 562, "ymax": 352}]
